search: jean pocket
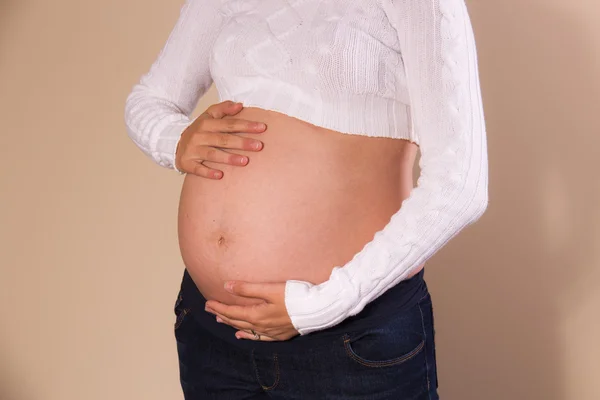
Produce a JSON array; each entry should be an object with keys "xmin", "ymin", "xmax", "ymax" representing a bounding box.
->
[
  {"xmin": 341, "ymin": 305, "xmax": 426, "ymax": 368},
  {"xmin": 173, "ymin": 290, "xmax": 190, "ymax": 331}
]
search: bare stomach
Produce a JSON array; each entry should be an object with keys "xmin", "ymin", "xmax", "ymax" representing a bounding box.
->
[{"xmin": 177, "ymin": 107, "xmax": 425, "ymax": 307}]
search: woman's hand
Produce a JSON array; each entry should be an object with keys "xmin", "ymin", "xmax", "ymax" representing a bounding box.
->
[
  {"xmin": 204, "ymin": 281, "xmax": 300, "ymax": 341},
  {"xmin": 174, "ymin": 100, "xmax": 267, "ymax": 178}
]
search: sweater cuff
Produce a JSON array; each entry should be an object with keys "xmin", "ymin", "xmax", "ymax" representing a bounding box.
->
[
  {"xmin": 158, "ymin": 119, "xmax": 193, "ymax": 173},
  {"xmin": 284, "ymin": 267, "xmax": 359, "ymax": 335}
]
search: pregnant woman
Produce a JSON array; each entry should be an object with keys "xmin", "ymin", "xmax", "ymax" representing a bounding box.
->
[{"xmin": 124, "ymin": 0, "xmax": 488, "ymax": 398}]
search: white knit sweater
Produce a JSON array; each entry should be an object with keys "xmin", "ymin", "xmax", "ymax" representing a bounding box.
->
[{"xmin": 124, "ymin": 0, "xmax": 489, "ymax": 335}]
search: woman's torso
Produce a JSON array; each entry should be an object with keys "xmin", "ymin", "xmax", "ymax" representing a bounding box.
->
[{"xmin": 177, "ymin": 107, "xmax": 424, "ymax": 306}]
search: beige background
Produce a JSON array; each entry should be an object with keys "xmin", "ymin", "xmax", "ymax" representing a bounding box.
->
[{"xmin": 1, "ymin": 0, "xmax": 599, "ymax": 399}]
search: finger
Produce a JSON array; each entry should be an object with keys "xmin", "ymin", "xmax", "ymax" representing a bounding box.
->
[
  {"xmin": 215, "ymin": 313, "xmax": 255, "ymax": 331},
  {"xmin": 204, "ymin": 101, "xmax": 243, "ymax": 119},
  {"xmin": 235, "ymin": 330, "xmax": 277, "ymax": 341},
  {"xmin": 179, "ymin": 159, "xmax": 223, "ymax": 179},
  {"xmin": 203, "ymin": 118, "xmax": 267, "ymax": 134},
  {"xmin": 224, "ymin": 281, "xmax": 279, "ymax": 302},
  {"xmin": 201, "ymin": 133, "xmax": 263, "ymax": 152},
  {"xmin": 195, "ymin": 145, "xmax": 250, "ymax": 167},
  {"xmin": 206, "ymin": 301, "xmax": 258, "ymax": 323}
]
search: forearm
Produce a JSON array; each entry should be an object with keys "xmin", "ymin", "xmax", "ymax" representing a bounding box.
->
[
  {"xmin": 124, "ymin": 85, "xmax": 194, "ymax": 170},
  {"xmin": 284, "ymin": 0, "xmax": 489, "ymax": 335},
  {"xmin": 123, "ymin": 0, "xmax": 223, "ymax": 171}
]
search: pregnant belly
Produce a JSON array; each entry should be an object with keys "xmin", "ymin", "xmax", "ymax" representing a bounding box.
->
[{"xmin": 177, "ymin": 107, "xmax": 419, "ymax": 306}]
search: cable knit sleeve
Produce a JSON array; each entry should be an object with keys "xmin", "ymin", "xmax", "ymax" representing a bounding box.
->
[
  {"xmin": 284, "ymin": 0, "xmax": 489, "ymax": 335},
  {"xmin": 124, "ymin": 0, "xmax": 224, "ymax": 173}
]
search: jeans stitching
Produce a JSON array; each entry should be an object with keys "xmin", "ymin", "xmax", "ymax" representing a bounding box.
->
[
  {"xmin": 251, "ymin": 349, "xmax": 280, "ymax": 391},
  {"xmin": 174, "ymin": 308, "xmax": 190, "ymax": 330},
  {"xmin": 417, "ymin": 301, "xmax": 432, "ymax": 399},
  {"xmin": 341, "ymin": 333, "xmax": 425, "ymax": 368},
  {"xmin": 174, "ymin": 292, "xmax": 183, "ymax": 310}
]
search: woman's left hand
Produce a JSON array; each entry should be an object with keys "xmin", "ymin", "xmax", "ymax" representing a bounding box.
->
[{"xmin": 204, "ymin": 281, "xmax": 299, "ymax": 341}]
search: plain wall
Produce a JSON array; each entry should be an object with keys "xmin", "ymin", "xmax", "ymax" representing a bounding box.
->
[{"xmin": 1, "ymin": 0, "xmax": 599, "ymax": 399}]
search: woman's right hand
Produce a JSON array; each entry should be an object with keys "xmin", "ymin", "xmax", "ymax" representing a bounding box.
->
[{"xmin": 174, "ymin": 100, "xmax": 266, "ymax": 178}]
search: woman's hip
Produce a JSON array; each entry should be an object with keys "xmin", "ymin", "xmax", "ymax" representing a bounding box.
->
[{"xmin": 173, "ymin": 267, "xmax": 438, "ymax": 399}]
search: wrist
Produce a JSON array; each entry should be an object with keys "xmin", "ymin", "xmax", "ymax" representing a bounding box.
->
[
  {"xmin": 174, "ymin": 141, "xmax": 184, "ymax": 174},
  {"xmin": 172, "ymin": 126, "xmax": 187, "ymax": 175},
  {"xmin": 284, "ymin": 269, "xmax": 358, "ymax": 335}
]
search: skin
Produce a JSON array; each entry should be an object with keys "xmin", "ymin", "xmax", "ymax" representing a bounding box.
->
[
  {"xmin": 175, "ymin": 100, "xmax": 422, "ymax": 342},
  {"xmin": 207, "ymin": 281, "xmax": 296, "ymax": 341},
  {"xmin": 175, "ymin": 101, "xmax": 267, "ymax": 178},
  {"xmin": 175, "ymin": 100, "xmax": 295, "ymax": 340}
]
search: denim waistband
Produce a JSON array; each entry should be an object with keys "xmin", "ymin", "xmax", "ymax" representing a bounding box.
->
[{"xmin": 179, "ymin": 266, "xmax": 428, "ymax": 352}]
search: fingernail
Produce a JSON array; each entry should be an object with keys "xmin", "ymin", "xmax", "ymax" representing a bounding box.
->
[
  {"xmin": 224, "ymin": 282, "xmax": 232, "ymax": 292},
  {"xmin": 216, "ymin": 316, "xmax": 223, "ymax": 323}
]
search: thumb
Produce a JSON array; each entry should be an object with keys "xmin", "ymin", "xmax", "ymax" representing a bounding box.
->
[
  {"xmin": 208, "ymin": 100, "xmax": 243, "ymax": 119},
  {"xmin": 224, "ymin": 281, "xmax": 279, "ymax": 302}
]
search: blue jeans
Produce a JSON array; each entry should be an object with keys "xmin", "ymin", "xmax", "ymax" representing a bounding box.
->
[{"xmin": 174, "ymin": 268, "xmax": 439, "ymax": 399}]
